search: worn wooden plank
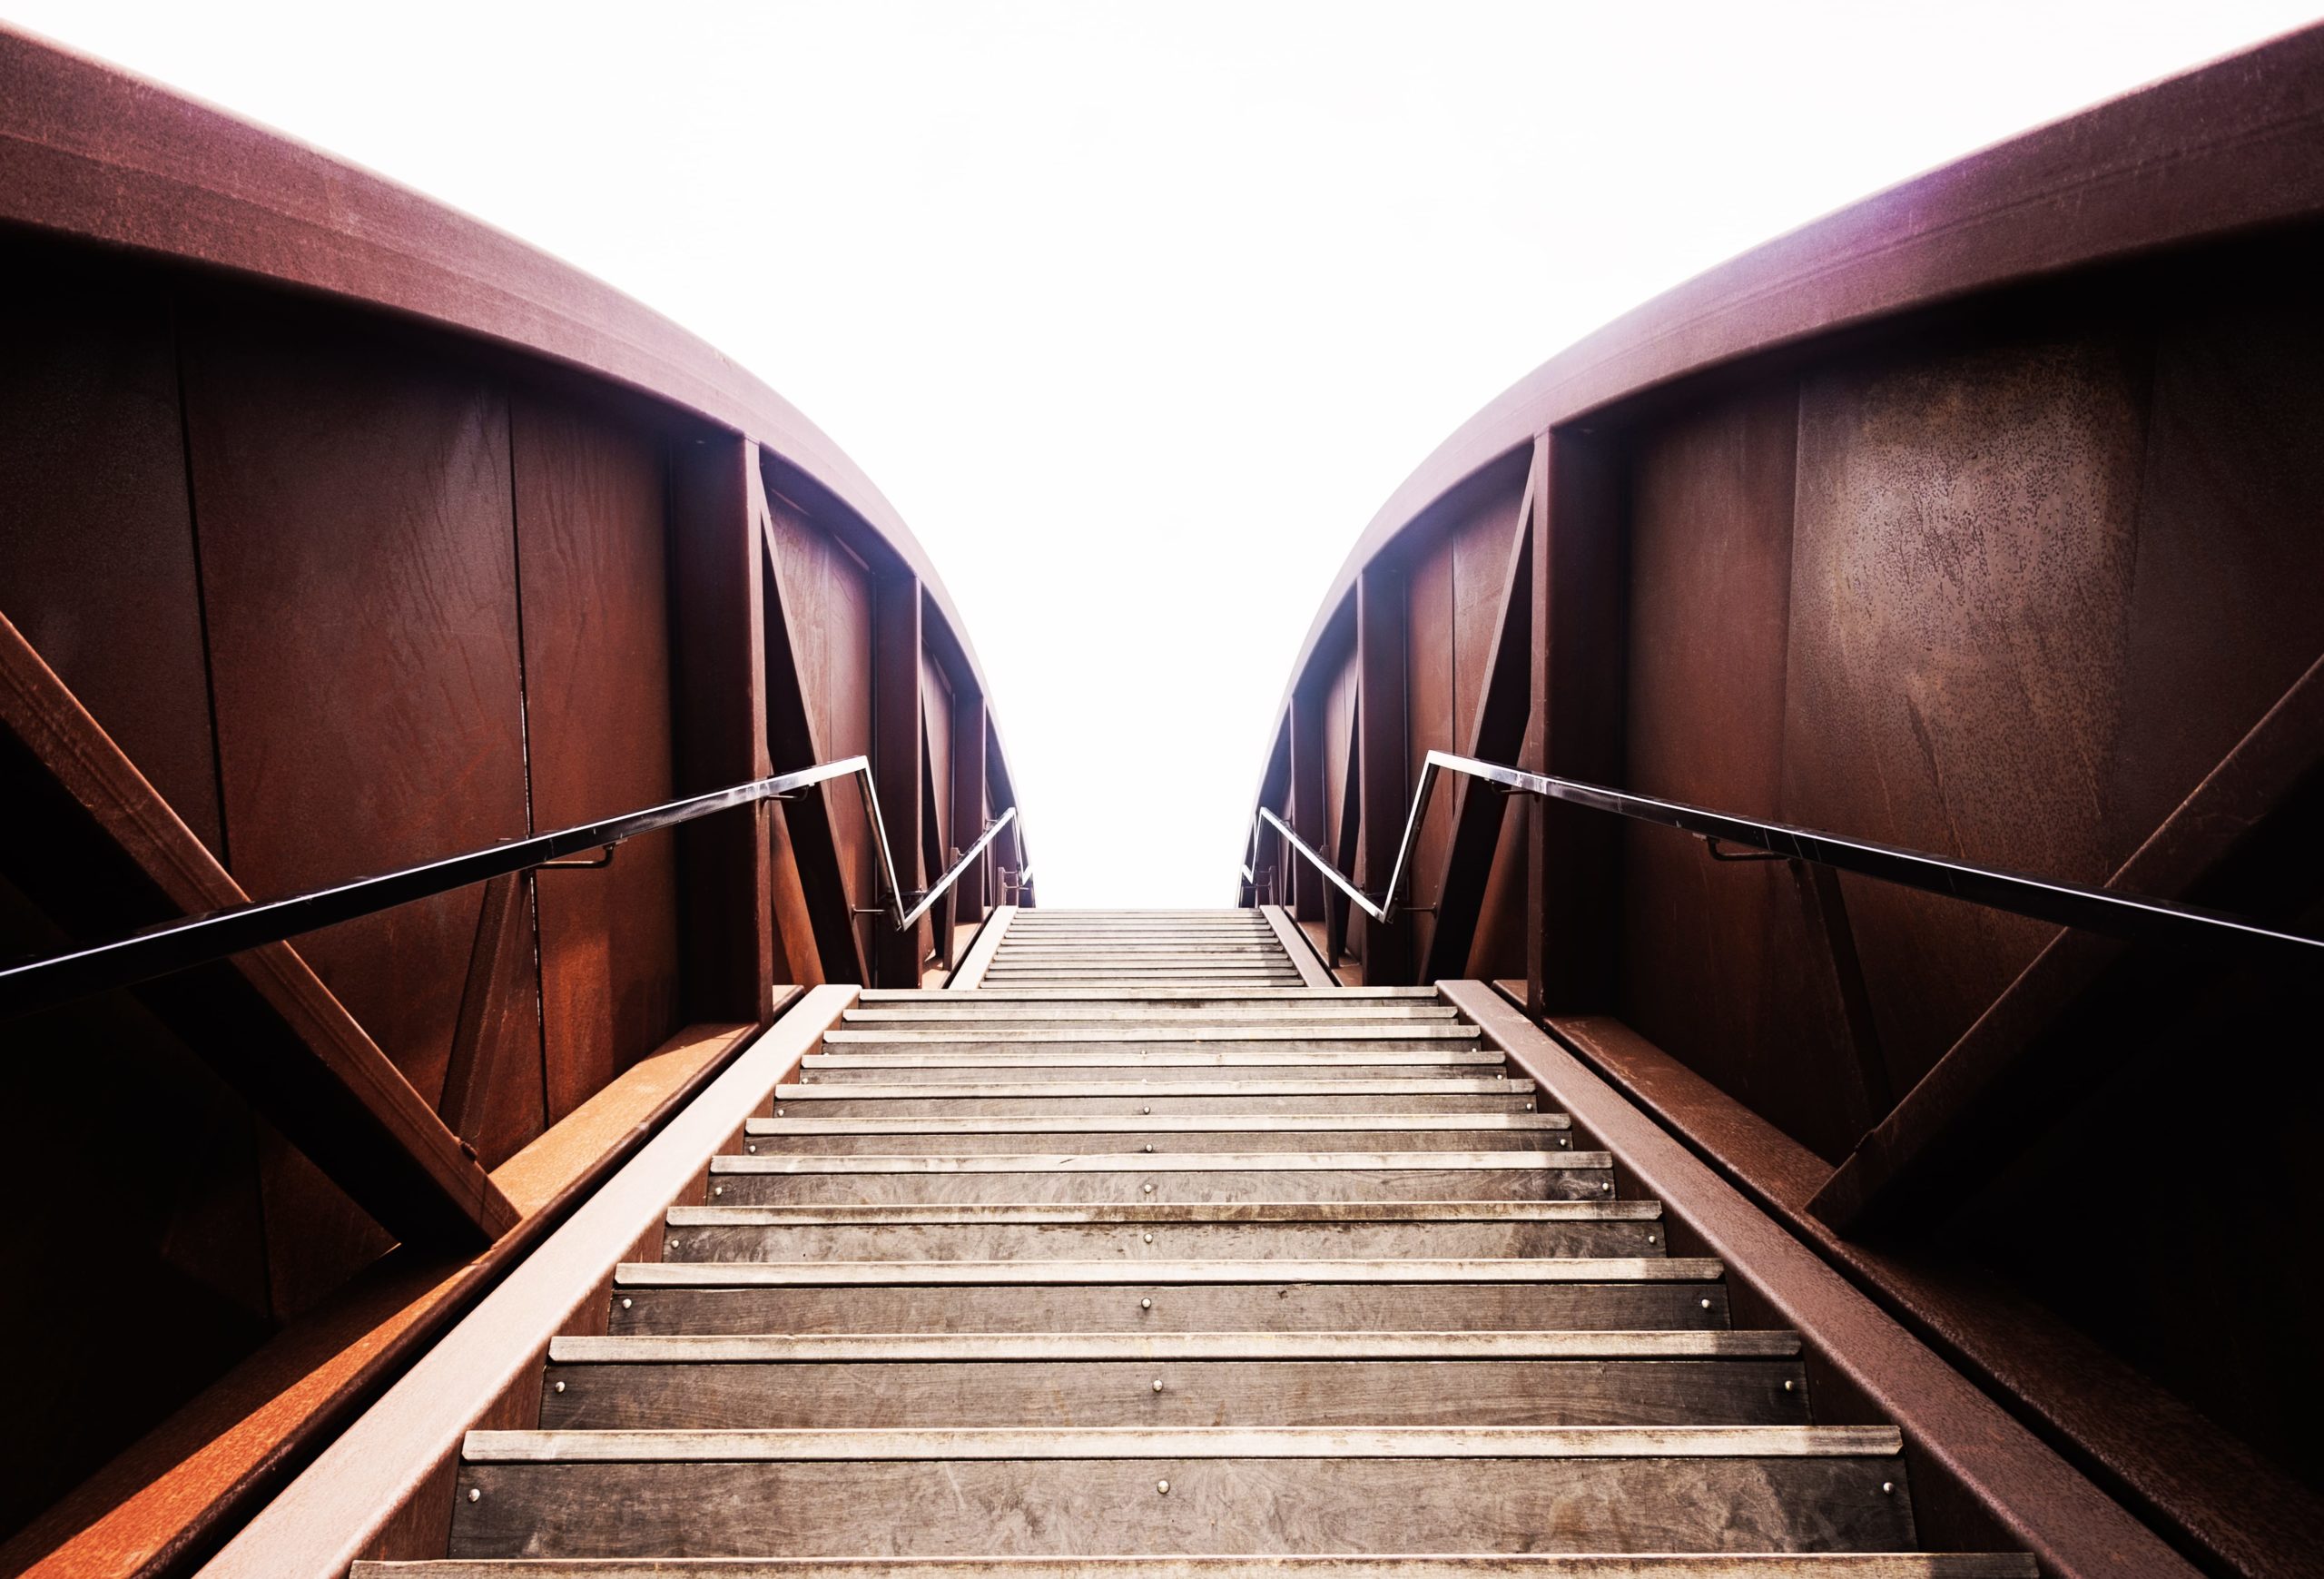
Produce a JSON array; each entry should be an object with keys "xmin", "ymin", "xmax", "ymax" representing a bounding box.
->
[
  {"xmin": 537, "ymin": 1356, "xmax": 1809, "ymax": 1431},
  {"xmin": 845, "ymin": 1005, "xmax": 1462, "ymax": 1023},
  {"xmin": 607, "ymin": 1278, "xmax": 1733, "ymax": 1337},
  {"xmin": 743, "ymin": 1113, "xmax": 1570, "ymax": 1154},
  {"xmin": 825, "ymin": 1024, "xmax": 1478, "ymax": 1045},
  {"xmin": 659, "ymin": 1216, "xmax": 1662, "ymax": 1263},
  {"xmin": 450, "ymin": 1447, "xmax": 1912, "ymax": 1557},
  {"xmin": 715, "ymin": 1149, "xmax": 1598, "ymax": 1175},
  {"xmin": 798, "ymin": 1063, "xmax": 1508, "ymax": 1086},
  {"xmin": 617, "ymin": 1255, "xmax": 1706, "ymax": 1287},
  {"xmin": 740, "ymin": 1129, "xmax": 1573, "ymax": 1156},
  {"xmin": 767, "ymin": 1090, "xmax": 1541, "ymax": 1117},
  {"xmin": 555, "ymin": 1330, "xmax": 1793, "ymax": 1362},
  {"xmin": 369, "ymin": 1554, "xmax": 2033, "ymax": 1578},
  {"xmin": 708, "ymin": 1163, "xmax": 1609, "ymax": 1206},
  {"xmin": 860, "ymin": 988, "xmax": 1442, "ymax": 1002}
]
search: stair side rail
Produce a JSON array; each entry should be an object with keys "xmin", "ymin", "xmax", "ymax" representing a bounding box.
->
[
  {"xmin": 0, "ymin": 755, "xmax": 1014, "ymax": 1020},
  {"xmin": 1250, "ymin": 748, "xmax": 2324, "ymax": 967}
]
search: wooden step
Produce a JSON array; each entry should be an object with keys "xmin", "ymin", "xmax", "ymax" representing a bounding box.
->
[
  {"xmin": 805, "ymin": 1046, "xmax": 1496, "ymax": 1066},
  {"xmin": 447, "ymin": 1426, "xmax": 1914, "ymax": 1558},
  {"xmin": 822, "ymin": 1025, "xmax": 1482, "ymax": 1046},
  {"xmin": 842, "ymin": 1005, "xmax": 1462, "ymax": 1023},
  {"xmin": 768, "ymin": 1081, "xmax": 1541, "ymax": 1116},
  {"xmin": 363, "ymin": 1554, "xmax": 2036, "ymax": 1578},
  {"xmin": 741, "ymin": 1113, "xmax": 1574, "ymax": 1153},
  {"xmin": 855, "ymin": 988, "xmax": 1441, "ymax": 1002},
  {"xmin": 797, "ymin": 1058, "xmax": 1505, "ymax": 1084},
  {"xmin": 660, "ymin": 1200, "xmax": 1666, "ymax": 1261},
  {"xmin": 536, "ymin": 1330, "xmax": 1810, "ymax": 1431},
  {"xmin": 706, "ymin": 1150, "xmax": 1612, "ymax": 1205},
  {"xmin": 606, "ymin": 1258, "xmax": 1733, "ymax": 1336}
]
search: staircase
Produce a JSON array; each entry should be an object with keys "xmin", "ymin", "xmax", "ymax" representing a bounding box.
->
[{"xmin": 361, "ymin": 911, "xmax": 2031, "ymax": 1575}]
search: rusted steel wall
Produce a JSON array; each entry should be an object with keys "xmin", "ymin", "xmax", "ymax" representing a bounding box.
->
[
  {"xmin": 0, "ymin": 25, "xmax": 1024, "ymax": 1559},
  {"xmin": 1244, "ymin": 24, "xmax": 2324, "ymax": 1572}
]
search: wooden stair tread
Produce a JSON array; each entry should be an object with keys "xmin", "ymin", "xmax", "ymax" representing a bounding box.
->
[
  {"xmin": 615, "ymin": 1257, "xmax": 1718, "ymax": 1285},
  {"xmin": 465, "ymin": 1424, "xmax": 1902, "ymax": 1460},
  {"xmin": 745, "ymin": 1113, "xmax": 1571, "ymax": 1133},
  {"xmin": 404, "ymin": 971, "xmax": 2009, "ymax": 1571},
  {"xmin": 710, "ymin": 1150, "xmax": 1605, "ymax": 1172},
  {"xmin": 361, "ymin": 1555, "xmax": 2034, "ymax": 1577},
  {"xmin": 773, "ymin": 1079, "xmax": 1533, "ymax": 1097},
  {"xmin": 547, "ymin": 1330, "xmax": 1801, "ymax": 1361},
  {"xmin": 667, "ymin": 1200, "xmax": 1659, "ymax": 1224}
]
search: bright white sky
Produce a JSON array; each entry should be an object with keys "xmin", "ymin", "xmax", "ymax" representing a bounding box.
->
[{"xmin": 8, "ymin": 2, "xmax": 2317, "ymax": 903}]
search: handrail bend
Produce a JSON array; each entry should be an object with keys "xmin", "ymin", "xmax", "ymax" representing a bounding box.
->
[
  {"xmin": 1252, "ymin": 749, "xmax": 2324, "ymax": 967},
  {"xmin": 0, "ymin": 755, "xmax": 1014, "ymax": 1019}
]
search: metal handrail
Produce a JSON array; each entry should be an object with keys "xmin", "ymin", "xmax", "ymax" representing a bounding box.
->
[
  {"xmin": 0, "ymin": 755, "xmax": 1015, "ymax": 1018},
  {"xmin": 1251, "ymin": 748, "xmax": 2324, "ymax": 966}
]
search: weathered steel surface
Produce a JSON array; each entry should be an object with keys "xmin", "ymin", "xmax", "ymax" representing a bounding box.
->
[{"xmin": 511, "ymin": 391, "xmax": 682, "ymax": 1124}]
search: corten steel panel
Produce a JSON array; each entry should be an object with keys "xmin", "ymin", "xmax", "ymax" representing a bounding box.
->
[
  {"xmin": 1450, "ymin": 480, "xmax": 1524, "ymax": 760},
  {"xmin": 1782, "ymin": 333, "xmax": 2149, "ymax": 1095},
  {"xmin": 1321, "ymin": 647, "xmax": 1358, "ymax": 864},
  {"xmin": 668, "ymin": 434, "xmax": 773, "ymax": 1025},
  {"xmin": 511, "ymin": 390, "xmax": 681, "ymax": 1134},
  {"xmin": 872, "ymin": 573, "xmax": 924, "ymax": 988},
  {"xmin": 948, "ymin": 689, "xmax": 988, "ymax": 923},
  {"xmin": 767, "ymin": 501, "xmax": 875, "ymax": 970},
  {"xmin": 921, "ymin": 647, "xmax": 952, "ymax": 859},
  {"xmin": 0, "ymin": 29, "xmax": 1013, "ymax": 735},
  {"xmin": 1257, "ymin": 23, "xmax": 2324, "ymax": 730},
  {"xmin": 1527, "ymin": 427, "xmax": 1625, "ymax": 1015},
  {"xmin": 1356, "ymin": 560, "xmax": 1411, "ymax": 982},
  {"xmin": 1469, "ymin": 789, "xmax": 1531, "ymax": 979},
  {"xmin": 1403, "ymin": 466, "xmax": 1531, "ymax": 972},
  {"xmin": 0, "ymin": 262, "xmax": 221, "ymax": 854},
  {"xmin": 179, "ymin": 301, "xmax": 531, "ymax": 1317},
  {"xmin": 2111, "ymin": 252, "xmax": 2324, "ymax": 851},
  {"xmin": 1618, "ymin": 384, "xmax": 1872, "ymax": 1163},
  {"xmin": 1403, "ymin": 528, "xmax": 1454, "ymax": 968},
  {"xmin": 0, "ymin": 933, "xmax": 271, "ymax": 1544}
]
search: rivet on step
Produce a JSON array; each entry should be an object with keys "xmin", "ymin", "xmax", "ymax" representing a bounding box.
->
[
  {"xmin": 553, "ymin": 1380, "xmax": 566, "ymax": 1393},
  {"xmin": 1143, "ymin": 1144, "xmax": 1154, "ymax": 1153},
  {"xmin": 1881, "ymin": 1482, "xmax": 1896, "ymax": 1495},
  {"xmin": 1645, "ymin": 1233, "xmax": 1657, "ymax": 1244},
  {"xmin": 1783, "ymin": 1379, "xmax": 1796, "ymax": 1392},
  {"xmin": 713, "ymin": 1186, "xmax": 724, "ymax": 1197},
  {"xmin": 1143, "ymin": 1183, "xmax": 1155, "ymax": 1194},
  {"xmin": 1602, "ymin": 1180, "xmax": 1613, "ymax": 1193},
  {"xmin": 775, "ymin": 1108, "xmax": 785, "ymax": 1116},
  {"xmin": 1699, "ymin": 1298, "xmax": 1713, "ymax": 1310},
  {"xmin": 468, "ymin": 1487, "xmax": 481, "ymax": 1504},
  {"xmin": 1524, "ymin": 1101, "xmax": 1533, "ymax": 1111},
  {"xmin": 1141, "ymin": 1106, "xmax": 1152, "ymax": 1115},
  {"xmin": 1140, "ymin": 1298, "xmax": 1154, "ymax": 1310},
  {"xmin": 1157, "ymin": 1479, "xmax": 1171, "ymax": 1495},
  {"xmin": 1152, "ymin": 1378, "xmax": 1166, "ymax": 1393},
  {"xmin": 746, "ymin": 1144, "xmax": 757, "ymax": 1154},
  {"xmin": 1143, "ymin": 1233, "xmax": 1155, "ymax": 1243}
]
